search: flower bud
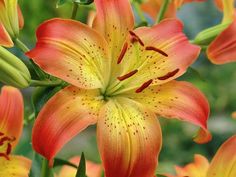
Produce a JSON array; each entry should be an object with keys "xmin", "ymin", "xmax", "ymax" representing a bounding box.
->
[
  {"xmin": 0, "ymin": 0, "xmax": 24, "ymax": 41},
  {"xmin": 0, "ymin": 46, "xmax": 30, "ymax": 88},
  {"xmin": 193, "ymin": 23, "xmax": 230, "ymax": 46}
]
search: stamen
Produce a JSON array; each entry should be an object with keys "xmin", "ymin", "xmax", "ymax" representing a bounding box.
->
[
  {"xmin": 136, "ymin": 79, "xmax": 153, "ymax": 93},
  {"xmin": 117, "ymin": 42, "xmax": 128, "ymax": 64},
  {"xmin": 145, "ymin": 46, "xmax": 168, "ymax": 57},
  {"xmin": 0, "ymin": 134, "xmax": 15, "ymax": 160},
  {"xmin": 129, "ymin": 31, "xmax": 144, "ymax": 46},
  {"xmin": 117, "ymin": 70, "xmax": 138, "ymax": 81},
  {"xmin": 158, "ymin": 69, "xmax": 179, "ymax": 80},
  {"xmin": 6, "ymin": 143, "xmax": 12, "ymax": 155},
  {"xmin": 0, "ymin": 137, "xmax": 12, "ymax": 145},
  {"xmin": 0, "ymin": 153, "xmax": 9, "ymax": 160}
]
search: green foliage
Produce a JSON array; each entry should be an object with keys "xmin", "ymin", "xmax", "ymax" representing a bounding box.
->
[
  {"xmin": 54, "ymin": 158, "xmax": 78, "ymax": 169},
  {"xmin": 76, "ymin": 152, "xmax": 87, "ymax": 177}
]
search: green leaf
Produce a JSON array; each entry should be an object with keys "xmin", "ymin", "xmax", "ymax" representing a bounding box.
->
[
  {"xmin": 53, "ymin": 158, "xmax": 78, "ymax": 169},
  {"xmin": 32, "ymin": 85, "xmax": 64, "ymax": 117},
  {"xmin": 76, "ymin": 152, "xmax": 86, "ymax": 177},
  {"xmin": 74, "ymin": 0, "xmax": 94, "ymax": 5}
]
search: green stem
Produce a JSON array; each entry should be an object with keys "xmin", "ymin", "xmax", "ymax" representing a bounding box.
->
[
  {"xmin": 14, "ymin": 38, "xmax": 29, "ymax": 52},
  {"xmin": 30, "ymin": 79, "xmax": 62, "ymax": 87},
  {"xmin": 71, "ymin": 2, "xmax": 79, "ymax": 19},
  {"xmin": 156, "ymin": 0, "xmax": 170, "ymax": 24},
  {"xmin": 40, "ymin": 159, "xmax": 53, "ymax": 177},
  {"xmin": 133, "ymin": 2, "xmax": 146, "ymax": 22}
]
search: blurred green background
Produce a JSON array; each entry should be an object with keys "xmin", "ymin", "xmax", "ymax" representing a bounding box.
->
[{"xmin": 10, "ymin": 0, "xmax": 236, "ymax": 176}]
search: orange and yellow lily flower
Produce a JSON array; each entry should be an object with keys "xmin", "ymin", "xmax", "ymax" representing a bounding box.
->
[
  {"xmin": 165, "ymin": 135, "xmax": 236, "ymax": 177},
  {"xmin": 27, "ymin": 0, "xmax": 211, "ymax": 176},
  {"xmin": 57, "ymin": 156, "xmax": 102, "ymax": 177},
  {"xmin": 207, "ymin": 0, "xmax": 236, "ymax": 64},
  {"xmin": 141, "ymin": 0, "xmax": 205, "ymax": 20},
  {"xmin": 0, "ymin": 86, "xmax": 31, "ymax": 177},
  {"xmin": 0, "ymin": 0, "xmax": 24, "ymax": 47}
]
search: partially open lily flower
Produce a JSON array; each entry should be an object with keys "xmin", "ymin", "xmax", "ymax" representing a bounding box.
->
[
  {"xmin": 165, "ymin": 135, "xmax": 236, "ymax": 177},
  {"xmin": 57, "ymin": 156, "xmax": 102, "ymax": 177},
  {"xmin": 207, "ymin": 0, "xmax": 236, "ymax": 64},
  {"xmin": 0, "ymin": 86, "xmax": 31, "ymax": 177},
  {"xmin": 0, "ymin": 0, "xmax": 24, "ymax": 47},
  {"xmin": 141, "ymin": 0, "xmax": 205, "ymax": 21},
  {"xmin": 27, "ymin": 0, "xmax": 211, "ymax": 176}
]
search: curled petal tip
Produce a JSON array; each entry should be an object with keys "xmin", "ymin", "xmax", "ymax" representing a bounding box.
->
[{"xmin": 193, "ymin": 128, "xmax": 212, "ymax": 144}]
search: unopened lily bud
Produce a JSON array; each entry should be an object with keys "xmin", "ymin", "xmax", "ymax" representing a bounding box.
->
[
  {"xmin": 0, "ymin": 46, "xmax": 30, "ymax": 88},
  {"xmin": 193, "ymin": 23, "xmax": 230, "ymax": 45},
  {"xmin": 0, "ymin": 0, "xmax": 24, "ymax": 43}
]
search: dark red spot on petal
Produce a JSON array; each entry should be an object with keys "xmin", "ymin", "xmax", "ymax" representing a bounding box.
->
[
  {"xmin": 158, "ymin": 69, "xmax": 179, "ymax": 80},
  {"xmin": 117, "ymin": 70, "xmax": 138, "ymax": 81},
  {"xmin": 136, "ymin": 79, "xmax": 153, "ymax": 93},
  {"xmin": 145, "ymin": 46, "xmax": 168, "ymax": 57},
  {"xmin": 117, "ymin": 42, "xmax": 128, "ymax": 64}
]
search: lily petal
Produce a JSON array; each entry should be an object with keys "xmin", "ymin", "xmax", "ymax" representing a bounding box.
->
[
  {"xmin": 124, "ymin": 80, "xmax": 211, "ymax": 143},
  {"xmin": 110, "ymin": 19, "xmax": 200, "ymax": 94},
  {"xmin": 26, "ymin": 18, "xmax": 110, "ymax": 89},
  {"xmin": 58, "ymin": 156, "xmax": 102, "ymax": 177},
  {"xmin": 0, "ymin": 86, "xmax": 23, "ymax": 148},
  {"xmin": 221, "ymin": 0, "xmax": 235, "ymax": 23},
  {"xmin": 207, "ymin": 135, "xmax": 236, "ymax": 177},
  {"xmin": 0, "ymin": 23, "xmax": 13, "ymax": 47},
  {"xmin": 207, "ymin": 18, "xmax": 236, "ymax": 64},
  {"xmin": 97, "ymin": 97, "xmax": 162, "ymax": 177},
  {"xmin": 32, "ymin": 86, "xmax": 104, "ymax": 164},
  {"xmin": 0, "ymin": 155, "xmax": 31, "ymax": 177},
  {"xmin": 93, "ymin": 0, "xmax": 134, "ymax": 60},
  {"xmin": 17, "ymin": 5, "xmax": 24, "ymax": 29},
  {"xmin": 174, "ymin": 154, "xmax": 209, "ymax": 177}
]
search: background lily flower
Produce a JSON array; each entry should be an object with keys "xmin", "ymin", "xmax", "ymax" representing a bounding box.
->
[
  {"xmin": 0, "ymin": 86, "xmax": 31, "ymax": 177},
  {"xmin": 57, "ymin": 156, "xmax": 102, "ymax": 177},
  {"xmin": 141, "ymin": 0, "xmax": 205, "ymax": 20},
  {"xmin": 27, "ymin": 0, "xmax": 211, "ymax": 176},
  {"xmin": 165, "ymin": 135, "xmax": 236, "ymax": 177},
  {"xmin": 0, "ymin": 0, "xmax": 24, "ymax": 46},
  {"xmin": 207, "ymin": 0, "xmax": 236, "ymax": 64}
]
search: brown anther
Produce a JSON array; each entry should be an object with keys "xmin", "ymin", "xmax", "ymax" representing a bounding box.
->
[
  {"xmin": 129, "ymin": 31, "xmax": 144, "ymax": 46},
  {"xmin": 6, "ymin": 143, "xmax": 12, "ymax": 155},
  {"xmin": 117, "ymin": 42, "xmax": 128, "ymax": 64},
  {"xmin": 145, "ymin": 46, "xmax": 168, "ymax": 57},
  {"xmin": 136, "ymin": 79, "xmax": 153, "ymax": 93},
  {"xmin": 117, "ymin": 70, "xmax": 138, "ymax": 81},
  {"xmin": 158, "ymin": 69, "xmax": 179, "ymax": 80}
]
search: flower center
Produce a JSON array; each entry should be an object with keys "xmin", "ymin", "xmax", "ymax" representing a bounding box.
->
[
  {"xmin": 104, "ymin": 31, "xmax": 172, "ymax": 97},
  {"xmin": 0, "ymin": 131, "xmax": 15, "ymax": 160}
]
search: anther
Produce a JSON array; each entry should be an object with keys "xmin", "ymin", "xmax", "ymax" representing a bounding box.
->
[
  {"xmin": 117, "ymin": 70, "xmax": 138, "ymax": 81},
  {"xmin": 136, "ymin": 79, "xmax": 153, "ymax": 93},
  {"xmin": 158, "ymin": 69, "xmax": 179, "ymax": 80},
  {"xmin": 129, "ymin": 31, "xmax": 144, "ymax": 46},
  {"xmin": 145, "ymin": 46, "xmax": 168, "ymax": 57},
  {"xmin": 117, "ymin": 42, "xmax": 128, "ymax": 64}
]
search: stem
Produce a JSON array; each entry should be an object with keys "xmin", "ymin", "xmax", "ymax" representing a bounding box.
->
[
  {"xmin": 14, "ymin": 38, "xmax": 29, "ymax": 52},
  {"xmin": 156, "ymin": 0, "xmax": 170, "ymax": 24},
  {"xmin": 30, "ymin": 79, "xmax": 62, "ymax": 87},
  {"xmin": 40, "ymin": 159, "xmax": 53, "ymax": 177},
  {"xmin": 71, "ymin": 2, "xmax": 79, "ymax": 19},
  {"xmin": 133, "ymin": 2, "xmax": 146, "ymax": 22}
]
